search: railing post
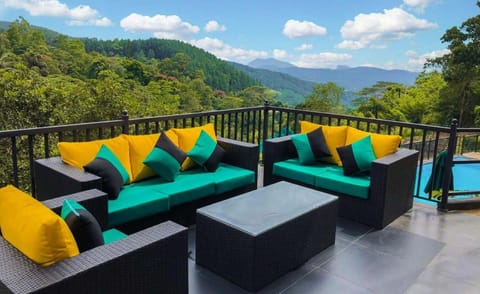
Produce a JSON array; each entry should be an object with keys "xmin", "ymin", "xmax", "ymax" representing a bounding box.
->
[
  {"xmin": 121, "ymin": 110, "xmax": 129, "ymax": 134},
  {"xmin": 262, "ymin": 100, "xmax": 270, "ymax": 144},
  {"xmin": 438, "ymin": 118, "xmax": 458, "ymax": 211}
]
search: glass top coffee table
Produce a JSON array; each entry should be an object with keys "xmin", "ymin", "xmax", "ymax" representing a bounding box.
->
[{"xmin": 196, "ymin": 181, "xmax": 338, "ymax": 292}]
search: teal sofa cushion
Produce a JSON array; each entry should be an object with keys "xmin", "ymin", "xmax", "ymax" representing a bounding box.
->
[
  {"xmin": 203, "ymin": 163, "xmax": 255, "ymax": 194},
  {"xmin": 108, "ymin": 182, "xmax": 170, "ymax": 227},
  {"xmin": 107, "ymin": 163, "xmax": 254, "ymax": 226},
  {"xmin": 273, "ymin": 159, "xmax": 370, "ymax": 199},
  {"xmin": 102, "ymin": 228, "xmax": 127, "ymax": 244},
  {"xmin": 148, "ymin": 171, "xmax": 216, "ymax": 207},
  {"xmin": 315, "ymin": 166, "xmax": 370, "ymax": 199},
  {"xmin": 273, "ymin": 159, "xmax": 330, "ymax": 186}
]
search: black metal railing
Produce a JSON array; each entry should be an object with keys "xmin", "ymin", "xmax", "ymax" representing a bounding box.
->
[{"xmin": 1, "ymin": 103, "xmax": 479, "ymax": 210}]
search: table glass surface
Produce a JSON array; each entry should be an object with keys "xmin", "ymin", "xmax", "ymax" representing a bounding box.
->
[{"xmin": 197, "ymin": 181, "xmax": 338, "ymax": 236}]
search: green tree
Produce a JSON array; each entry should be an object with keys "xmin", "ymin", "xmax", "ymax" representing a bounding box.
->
[
  {"xmin": 6, "ymin": 17, "xmax": 31, "ymax": 55},
  {"xmin": 352, "ymin": 81, "xmax": 403, "ymax": 120},
  {"xmin": 398, "ymin": 72, "xmax": 446, "ymax": 124},
  {"xmin": 427, "ymin": 2, "xmax": 480, "ymax": 126},
  {"xmin": 298, "ymin": 82, "xmax": 344, "ymax": 113},
  {"xmin": 236, "ymin": 85, "xmax": 277, "ymax": 107},
  {"xmin": 143, "ymin": 80, "xmax": 180, "ymax": 115}
]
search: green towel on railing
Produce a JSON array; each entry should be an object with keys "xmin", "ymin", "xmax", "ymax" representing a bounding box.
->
[{"xmin": 424, "ymin": 150, "xmax": 454, "ymax": 194}]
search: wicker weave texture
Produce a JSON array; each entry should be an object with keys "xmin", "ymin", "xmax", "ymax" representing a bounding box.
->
[
  {"xmin": 196, "ymin": 184, "xmax": 338, "ymax": 292},
  {"xmin": 0, "ymin": 221, "xmax": 188, "ymax": 294}
]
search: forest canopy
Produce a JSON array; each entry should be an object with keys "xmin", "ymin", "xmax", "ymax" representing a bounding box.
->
[{"xmin": 0, "ymin": 18, "xmax": 276, "ymax": 130}]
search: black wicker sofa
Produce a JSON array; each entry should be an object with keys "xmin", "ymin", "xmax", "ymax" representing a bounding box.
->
[
  {"xmin": 0, "ymin": 189, "xmax": 188, "ymax": 294},
  {"xmin": 34, "ymin": 136, "xmax": 259, "ymax": 228},
  {"xmin": 263, "ymin": 135, "xmax": 419, "ymax": 229}
]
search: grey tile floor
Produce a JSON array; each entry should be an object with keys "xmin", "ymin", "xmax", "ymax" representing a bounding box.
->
[{"xmin": 188, "ymin": 203, "xmax": 480, "ymax": 293}]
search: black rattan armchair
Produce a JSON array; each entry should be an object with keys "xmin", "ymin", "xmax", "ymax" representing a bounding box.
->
[{"xmin": 0, "ymin": 189, "xmax": 188, "ymax": 294}]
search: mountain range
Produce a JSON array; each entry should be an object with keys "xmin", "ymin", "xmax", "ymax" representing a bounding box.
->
[
  {"xmin": 231, "ymin": 58, "xmax": 419, "ymax": 106},
  {"xmin": 248, "ymin": 58, "xmax": 419, "ymax": 91}
]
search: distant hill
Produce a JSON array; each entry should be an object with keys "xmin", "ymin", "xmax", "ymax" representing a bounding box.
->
[
  {"xmin": 229, "ymin": 61, "xmax": 317, "ymax": 105},
  {"xmin": 0, "ymin": 21, "xmax": 258, "ymax": 93},
  {"xmin": 248, "ymin": 58, "xmax": 294, "ymax": 70},
  {"xmin": 230, "ymin": 61, "xmax": 361, "ymax": 107},
  {"xmin": 82, "ymin": 38, "xmax": 259, "ymax": 92},
  {"xmin": 248, "ymin": 58, "xmax": 419, "ymax": 91}
]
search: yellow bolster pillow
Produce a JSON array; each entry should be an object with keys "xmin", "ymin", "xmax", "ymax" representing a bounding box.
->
[{"xmin": 0, "ymin": 185, "xmax": 79, "ymax": 266}]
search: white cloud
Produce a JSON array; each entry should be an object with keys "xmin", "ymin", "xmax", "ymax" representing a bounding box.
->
[
  {"xmin": 67, "ymin": 17, "xmax": 112, "ymax": 27},
  {"xmin": 403, "ymin": 0, "xmax": 438, "ymax": 13},
  {"xmin": 190, "ymin": 37, "xmax": 268, "ymax": 63},
  {"xmin": 3, "ymin": 0, "xmax": 112, "ymax": 26},
  {"xmin": 283, "ymin": 19, "xmax": 327, "ymax": 39},
  {"xmin": 121, "ymin": 13, "xmax": 200, "ymax": 40},
  {"xmin": 338, "ymin": 8, "xmax": 437, "ymax": 50},
  {"xmin": 273, "ymin": 49, "xmax": 288, "ymax": 59},
  {"xmin": 406, "ymin": 50, "xmax": 418, "ymax": 57},
  {"xmin": 336, "ymin": 40, "xmax": 366, "ymax": 50},
  {"xmin": 204, "ymin": 20, "xmax": 226, "ymax": 32},
  {"xmin": 407, "ymin": 49, "xmax": 449, "ymax": 71},
  {"xmin": 295, "ymin": 43, "xmax": 313, "ymax": 51},
  {"xmin": 293, "ymin": 52, "xmax": 352, "ymax": 69}
]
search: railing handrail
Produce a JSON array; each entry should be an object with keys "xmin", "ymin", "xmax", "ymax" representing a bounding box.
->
[
  {"xmin": 0, "ymin": 106, "xmax": 266, "ymax": 138},
  {"xmin": 266, "ymin": 106, "xmax": 452, "ymax": 132}
]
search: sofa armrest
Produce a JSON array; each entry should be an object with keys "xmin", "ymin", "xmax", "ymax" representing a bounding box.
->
[
  {"xmin": 42, "ymin": 189, "xmax": 109, "ymax": 231},
  {"xmin": 0, "ymin": 221, "xmax": 188, "ymax": 294},
  {"xmin": 263, "ymin": 135, "xmax": 297, "ymax": 186},
  {"xmin": 34, "ymin": 157, "xmax": 102, "ymax": 201},
  {"xmin": 217, "ymin": 137, "xmax": 259, "ymax": 173},
  {"xmin": 370, "ymin": 148, "xmax": 419, "ymax": 227}
]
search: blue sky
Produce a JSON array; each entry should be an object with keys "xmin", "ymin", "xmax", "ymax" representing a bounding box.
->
[{"xmin": 0, "ymin": 0, "xmax": 477, "ymax": 71}]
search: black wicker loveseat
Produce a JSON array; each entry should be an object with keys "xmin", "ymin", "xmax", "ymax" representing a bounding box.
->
[
  {"xmin": 0, "ymin": 189, "xmax": 188, "ymax": 294},
  {"xmin": 34, "ymin": 136, "xmax": 259, "ymax": 228},
  {"xmin": 263, "ymin": 135, "xmax": 419, "ymax": 229}
]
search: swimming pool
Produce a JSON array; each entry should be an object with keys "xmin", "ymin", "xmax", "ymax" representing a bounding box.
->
[{"xmin": 415, "ymin": 156, "xmax": 480, "ymax": 204}]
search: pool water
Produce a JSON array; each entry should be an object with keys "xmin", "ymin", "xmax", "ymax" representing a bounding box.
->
[{"xmin": 415, "ymin": 156, "xmax": 480, "ymax": 204}]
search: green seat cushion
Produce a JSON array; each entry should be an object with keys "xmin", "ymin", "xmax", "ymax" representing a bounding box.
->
[
  {"xmin": 102, "ymin": 228, "xmax": 127, "ymax": 244},
  {"xmin": 148, "ymin": 171, "xmax": 216, "ymax": 207},
  {"xmin": 108, "ymin": 181, "xmax": 170, "ymax": 227},
  {"xmin": 273, "ymin": 159, "xmax": 370, "ymax": 199},
  {"xmin": 273, "ymin": 159, "xmax": 331, "ymax": 186},
  {"xmin": 202, "ymin": 163, "xmax": 255, "ymax": 194},
  {"xmin": 315, "ymin": 166, "xmax": 371, "ymax": 199}
]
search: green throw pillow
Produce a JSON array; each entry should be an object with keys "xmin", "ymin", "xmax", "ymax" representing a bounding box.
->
[
  {"xmin": 143, "ymin": 131, "xmax": 187, "ymax": 181},
  {"xmin": 61, "ymin": 199, "xmax": 104, "ymax": 252},
  {"xmin": 291, "ymin": 127, "xmax": 331, "ymax": 164},
  {"xmin": 336, "ymin": 135, "xmax": 376, "ymax": 176},
  {"xmin": 84, "ymin": 144, "xmax": 130, "ymax": 200},
  {"xmin": 188, "ymin": 130, "xmax": 225, "ymax": 172}
]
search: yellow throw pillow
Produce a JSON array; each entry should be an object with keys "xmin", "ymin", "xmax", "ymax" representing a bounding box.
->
[
  {"xmin": 124, "ymin": 130, "xmax": 178, "ymax": 182},
  {"xmin": 172, "ymin": 123, "xmax": 217, "ymax": 171},
  {"xmin": 299, "ymin": 120, "xmax": 322, "ymax": 133},
  {"xmin": 0, "ymin": 185, "xmax": 79, "ymax": 267},
  {"xmin": 345, "ymin": 126, "xmax": 401, "ymax": 158},
  {"xmin": 299, "ymin": 121, "xmax": 347, "ymax": 165},
  {"xmin": 58, "ymin": 135, "xmax": 133, "ymax": 182}
]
